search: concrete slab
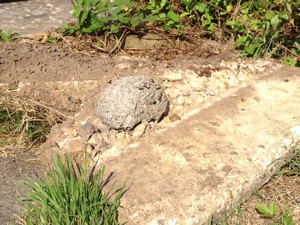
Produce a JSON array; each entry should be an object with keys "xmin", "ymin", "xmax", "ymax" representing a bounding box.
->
[{"xmin": 99, "ymin": 66, "xmax": 300, "ymax": 225}]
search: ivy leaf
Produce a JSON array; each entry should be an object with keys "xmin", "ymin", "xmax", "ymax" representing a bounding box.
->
[
  {"xmin": 270, "ymin": 15, "xmax": 280, "ymax": 28},
  {"xmin": 196, "ymin": 2, "xmax": 207, "ymax": 13},
  {"xmin": 167, "ymin": 10, "xmax": 180, "ymax": 23},
  {"xmin": 245, "ymin": 43, "xmax": 262, "ymax": 55},
  {"xmin": 265, "ymin": 10, "xmax": 275, "ymax": 20}
]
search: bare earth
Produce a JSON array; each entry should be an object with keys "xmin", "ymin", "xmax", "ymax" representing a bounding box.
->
[
  {"xmin": 0, "ymin": 40, "xmax": 237, "ymax": 224},
  {"xmin": 0, "ymin": 40, "xmax": 300, "ymax": 225}
]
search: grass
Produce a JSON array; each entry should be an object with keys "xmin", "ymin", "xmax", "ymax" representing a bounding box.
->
[
  {"xmin": 0, "ymin": 90, "xmax": 126, "ymax": 224},
  {"xmin": 19, "ymin": 152, "xmax": 126, "ymax": 225},
  {"xmin": 0, "ymin": 91, "xmax": 65, "ymax": 146},
  {"xmin": 210, "ymin": 149, "xmax": 300, "ymax": 225}
]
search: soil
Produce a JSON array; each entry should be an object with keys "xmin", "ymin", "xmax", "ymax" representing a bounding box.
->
[
  {"xmin": 0, "ymin": 39, "xmax": 237, "ymax": 224},
  {"xmin": 0, "ymin": 146, "xmax": 42, "ymax": 225},
  {"xmin": 0, "ymin": 39, "xmax": 299, "ymax": 224}
]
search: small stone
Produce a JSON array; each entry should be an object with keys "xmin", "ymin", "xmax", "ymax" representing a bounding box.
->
[
  {"xmin": 131, "ymin": 122, "xmax": 148, "ymax": 138},
  {"xmin": 56, "ymin": 134, "xmax": 70, "ymax": 149},
  {"xmin": 183, "ymin": 73, "xmax": 207, "ymax": 92},
  {"xmin": 116, "ymin": 63, "xmax": 131, "ymax": 69},
  {"xmin": 176, "ymin": 95, "xmax": 185, "ymax": 105},
  {"xmin": 173, "ymin": 83, "xmax": 192, "ymax": 94},
  {"xmin": 61, "ymin": 125, "xmax": 77, "ymax": 137},
  {"xmin": 169, "ymin": 114, "xmax": 181, "ymax": 122},
  {"xmin": 61, "ymin": 138, "xmax": 86, "ymax": 153},
  {"xmin": 128, "ymin": 142, "xmax": 140, "ymax": 148},
  {"xmin": 162, "ymin": 69, "xmax": 183, "ymax": 81},
  {"xmin": 85, "ymin": 144, "xmax": 93, "ymax": 153},
  {"xmin": 165, "ymin": 87, "xmax": 182, "ymax": 100},
  {"xmin": 77, "ymin": 122, "xmax": 97, "ymax": 140},
  {"xmin": 88, "ymin": 133, "xmax": 103, "ymax": 145}
]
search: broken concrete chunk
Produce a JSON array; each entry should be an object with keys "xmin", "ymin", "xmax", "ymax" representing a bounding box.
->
[
  {"xmin": 97, "ymin": 75, "xmax": 169, "ymax": 130},
  {"xmin": 77, "ymin": 122, "xmax": 97, "ymax": 140}
]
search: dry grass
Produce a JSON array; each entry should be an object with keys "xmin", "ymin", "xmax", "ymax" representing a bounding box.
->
[{"xmin": 0, "ymin": 89, "xmax": 67, "ymax": 151}]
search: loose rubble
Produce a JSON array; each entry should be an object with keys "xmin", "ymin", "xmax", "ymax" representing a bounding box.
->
[{"xmin": 40, "ymin": 59, "xmax": 282, "ymax": 162}]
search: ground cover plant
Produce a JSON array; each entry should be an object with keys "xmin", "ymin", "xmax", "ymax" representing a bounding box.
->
[
  {"xmin": 19, "ymin": 152, "xmax": 125, "ymax": 225},
  {"xmin": 62, "ymin": 0, "xmax": 300, "ymax": 65}
]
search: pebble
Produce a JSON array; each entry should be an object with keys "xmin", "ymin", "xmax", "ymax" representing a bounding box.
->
[
  {"xmin": 162, "ymin": 69, "xmax": 183, "ymax": 81},
  {"xmin": 88, "ymin": 133, "xmax": 103, "ymax": 145},
  {"xmin": 131, "ymin": 122, "xmax": 148, "ymax": 138},
  {"xmin": 116, "ymin": 62, "xmax": 131, "ymax": 69},
  {"xmin": 77, "ymin": 122, "xmax": 97, "ymax": 140}
]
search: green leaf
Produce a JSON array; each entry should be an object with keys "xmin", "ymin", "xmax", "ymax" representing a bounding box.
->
[
  {"xmin": 245, "ymin": 43, "xmax": 263, "ymax": 55},
  {"xmin": 183, "ymin": 0, "xmax": 193, "ymax": 8},
  {"xmin": 143, "ymin": 15, "xmax": 159, "ymax": 22},
  {"xmin": 117, "ymin": 13, "xmax": 130, "ymax": 23},
  {"xmin": 265, "ymin": 10, "xmax": 275, "ymax": 20},
  {"xmin": 226, "ymin": 4, "xmax": 233, "ymax": 12},
  {"xmin": 279, "ymin": 12, "xmax": 289, "ymax": 20},
  {"xmin": 256, "ymin": 203, "xmax": 272, "ymax": 216},
  {"xmin": 167, "ymin": 10, "xmax": 180, "ymax": 23},
  {"xmin": 163, "ymin": 21, "xmax": 174, "ymax": 31},
  {"xmin": 95, "ymin": 6, "xmax": 108, "ymax": 14},
  {"xmin": 207, "ymin": 23, "xmax": 215, "ymax": 32},
  {"xmin": 256, "ymin": 201, "xmax": 278, "ymax": 217},
  {"xmin": 180, "ymin": 12, "xmax": 190, "ymax": 18},
  {"xmin": 283, "ymin": 214, "xmax": 295, "ymax": 225},
  {"xmin": 196, "ymin": 2, "xmax": 207, "ymax": 13},
  {"xmin": 131, "ymin": 17, "xmax": 140, "ymax": 28},
  {"xmin": 269, "ymin": 201, "xmax": 279, "ymax": 215},
  {"xmin": 110, "ymin": 24, "xmax": 120, "ymax": 33},
  {"xmin": 226, "ymin": 20, "xmax": 236, "ymax": 26},
  {"xmin": 138, "ymin": 12, "xmax": 144, "ymax": 21},
  {"xmin": 79, "ymin": 11, "xmax": 89, "ymax": 24},
  {"xmin": 270, "ymin": 15, "xmax": 280, "ymax": 28},
  {"xmin": 73, "ymin": 5, "xmax": 82, "ymax": 18},
  {"xmin": 160, "ymin": 0, "xmax": 168, "ymax": 9}
]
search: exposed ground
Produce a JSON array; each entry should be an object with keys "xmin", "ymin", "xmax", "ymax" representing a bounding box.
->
[{"xmin": 0, "ymin": 39, "xmax": 299, "ymax": 225}]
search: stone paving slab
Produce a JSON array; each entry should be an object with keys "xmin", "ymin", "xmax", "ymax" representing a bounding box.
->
[
  {"xmin": 0, "ymin": 0, "xmax": 73, "ymax": 34},
  {"xmin": 100, "ymin": 66, "xmax": 300, "ymax": 225}
]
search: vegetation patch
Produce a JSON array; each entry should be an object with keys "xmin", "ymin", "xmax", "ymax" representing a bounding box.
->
[
  {"xmin": 20, "ymin": 153, "xmax": 125, "ymax": 225},
  {"xmin": 0, "ymin": 91, "xmax": 65, "ymax": 146},
  {"xmin": 60, "ymin": 0, "xmax": 300, "ymax": 65}
]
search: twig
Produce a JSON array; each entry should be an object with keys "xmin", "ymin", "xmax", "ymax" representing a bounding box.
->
[{"xmin": 109, "ymin": 30, "xmax": 128, "ymax": 54}]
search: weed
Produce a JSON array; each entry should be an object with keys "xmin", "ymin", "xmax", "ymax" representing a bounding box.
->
[
  {"xmin": 280, "ymin": 149, "xmax": 300, "ymax": 176},
  {"xmin": 256, "ymin": 201, "xmax": 278, "ymax": 218},
  {"xmin": 256, "ymin": 201, "xmax": 296, "ymax": 225},
  {"xmin": 0, "ymin": 29, "xmax": 18, "ymax": 42},
  {"xmin": 20, "ymin": 152, "xmax": 125, "ymax": 225},
  {"xmin": 46, "ymin": 36, "xmax": 61, "ymax": 43}
]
